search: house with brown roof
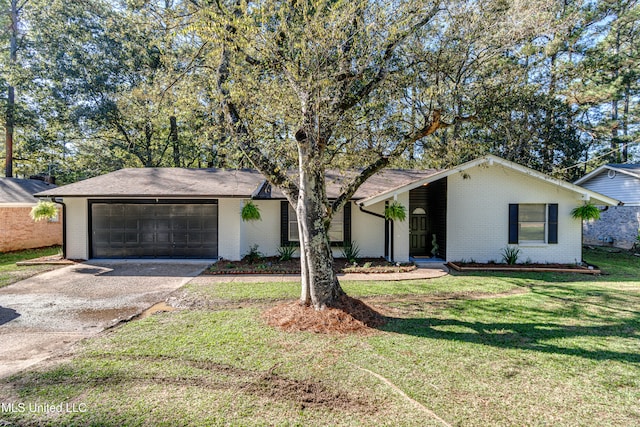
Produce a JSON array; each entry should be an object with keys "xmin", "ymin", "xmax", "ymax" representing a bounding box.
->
[
  {"xmin": 575, "ymin": 163, "xmax": 640, "ymax": 249},
  {"xmin": 0, "ymin": 178, "xmax": 62, "ymax": 252},
  {"xmin": 37, "ymin": 155, "xmax": 619, "ymax": 263}
]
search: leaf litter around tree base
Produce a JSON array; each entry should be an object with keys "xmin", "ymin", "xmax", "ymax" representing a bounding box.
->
[{"xmin": 262, "ymin": 294, "xmax": 387, "ymax": 334}]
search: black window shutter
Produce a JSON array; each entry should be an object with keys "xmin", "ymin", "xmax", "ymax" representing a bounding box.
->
[
  {"xmin": 548, "ymin": 203, "xmax": 558, "ymax": 244},
  {"xmin": 343, "ymin": 202, "xmax": 351, "ymax": 244},
  {"xmin": 508, "ymin": 204, "xmax": 519, "ymax": 244},
  {"xmin": 280, "ymin": 201, "xmax": 289, "ymax": 246}
]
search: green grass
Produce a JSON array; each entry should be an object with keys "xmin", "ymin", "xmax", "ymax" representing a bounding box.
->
[
  {"xmin": 1, "ymin": 247, "xmax": 639, "ymax": 426},
  {"xmin": 0, "ymin": 246, "xmax": 62, "ymax": 288}
]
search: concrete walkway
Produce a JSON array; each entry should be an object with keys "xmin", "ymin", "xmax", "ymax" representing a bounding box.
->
[
  {"xmin": 0, "ymin": 261, "xmax": 209, "ymax": 379},
  {"xmin": 193, "ymin": 263, "xmax": 449, "ymax": 283}
]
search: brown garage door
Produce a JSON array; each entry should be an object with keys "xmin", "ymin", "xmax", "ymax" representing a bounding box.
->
[{"xmin": 90, "ymin": 201, "xmax": 218, "ymax": 259}]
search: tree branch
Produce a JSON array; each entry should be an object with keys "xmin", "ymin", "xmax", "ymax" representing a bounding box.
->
[
  {"xmin": 333, "ymin": 2, "xmax": 442, "ymax": 113},
  {"xmin": 332, "ymin": 109, "xmax": 475, "ymax": 213},
  {"xmin": 216, "ymin": 45, "xmax": 298, "ymax": 198}
]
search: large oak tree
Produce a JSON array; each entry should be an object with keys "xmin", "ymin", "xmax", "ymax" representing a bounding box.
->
[{"xmin": 189, "ymin": 0, "xmax": 554, "ymax": 309}]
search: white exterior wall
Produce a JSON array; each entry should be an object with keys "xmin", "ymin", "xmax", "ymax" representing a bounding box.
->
[
  {"xmin": 349, "ymin": 200, "xmax": 386, "ymax": 258},
  {"xmin": 447, "ymin": 164, "xmax": 584, "ymax": 264},
  {"xmin": 64, "ymin": 197, "xmax": 89, "ymax": 260},
  {"xmin": 218, "ymin": 198, "xmax": 243, "ymax": 260},
  {"xmin": 242, "ymin": 200, "xmax": 282, "ymax": 257},
  {"xmin": 393, "ymin": 192, "xmax": 411, "ymax": 262}
]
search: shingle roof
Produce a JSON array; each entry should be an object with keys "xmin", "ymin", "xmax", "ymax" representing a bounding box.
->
[
  {"xmin": 35, "ymin": 167, "xmax": 441, "ymax": 200},
  {"xmin": 35, "ymin": 168, "xmax": 266, "ymax": 198},
  {"xmin": 0, "ymin": 178, "xmax": 57, "ymax": 204}
]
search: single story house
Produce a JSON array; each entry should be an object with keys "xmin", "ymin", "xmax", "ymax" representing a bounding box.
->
[
  {"xmin": 574, "ymin": 163, "xmax": 640, "ymax": 249},
  {"xmin": 0, "ymin": 178, "xmax": 62, "ymax": 252},
  {"xmin": 36, "ymin": 155, "xmax": 619, "ymax": 263}
]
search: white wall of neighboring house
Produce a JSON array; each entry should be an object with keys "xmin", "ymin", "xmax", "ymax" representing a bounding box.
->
[
  {"xmin": 65, "ymin": 197, "xmax": 89, "ymax": 260},
  {"xmin": 446, "ymin": 164, "xmax": 584, "ymax": 264}
]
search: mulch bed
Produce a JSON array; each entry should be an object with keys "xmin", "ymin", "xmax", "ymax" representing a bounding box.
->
[
  {"xmin": 206, "ymin": 257, "xmax": 415, "ymax": 275},
  {"xmin": 262, "ymin": 294, "xmax": 386, "ymax": 334},
  {"xmin": 447, "ymin": 261, "xmax": 601, "ymax": 274}
]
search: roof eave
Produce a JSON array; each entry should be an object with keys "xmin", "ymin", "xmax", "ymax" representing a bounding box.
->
[
  {"xmin": 360, "ymin": 154, "xmax": 623, "ymax": 207},
  {"xmin": 359, "ymin": 156, "xmax": 490, "ymax": 207},
  {"xmin": 574, "ymin": 164, "xmax": 640, "ymax": 185}
]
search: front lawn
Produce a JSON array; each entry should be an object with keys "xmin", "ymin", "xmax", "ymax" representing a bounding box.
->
[
  {"xmin": 1, "ymin": 247, "xmax": 639, "ymax": 426},
  {"xmin": 0, "ymin": 246, "xmax": 62, "ymax": 288}
]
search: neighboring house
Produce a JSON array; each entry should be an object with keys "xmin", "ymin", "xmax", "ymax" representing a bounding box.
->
[
  {"xmin": 0, "ymin": 178, "xmax": 63, "ymax": 252},
  {"xmin": 575, "ymin": 164, "xmax": 640, "ymax": 249},
  {"xmin": 36, "ymin": 155, "xmax": 618, "ymax": 263}
]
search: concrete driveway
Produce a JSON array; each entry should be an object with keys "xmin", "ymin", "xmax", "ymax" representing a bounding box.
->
[{"xmin": 0, "ymin": 260, "xmax": 210, "ymax": 378}]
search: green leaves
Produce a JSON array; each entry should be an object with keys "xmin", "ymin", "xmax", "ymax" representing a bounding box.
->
[
  {"xmin": 571, "ymin": 203, "xmax": 601, "ymax": 221},
  {"xmin": 384, "ymin": 201, "xmax": 407, "ymax": 221},
  {"xmin": 241, "ymin": 201, "xmax": 261, "ymax": 222},
  {"xmin": 30, "ymin": 201, "xmax": 58, "ymax": 222}
]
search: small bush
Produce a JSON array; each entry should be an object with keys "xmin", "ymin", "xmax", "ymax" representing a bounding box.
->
[
  {"xmin": 501, "ymin": 246, "xmax": 521, "ymax": 265},
  {"xmin": 340, "ymin": 241, "xmax": 360, "ymax": 264},
  {"xmin": 242, "ymin": 244, "xmax": 263, "ymax": 264},
  {"xmin": 277, "ymin": 245, "xmax": 297, "ymax": 262}
]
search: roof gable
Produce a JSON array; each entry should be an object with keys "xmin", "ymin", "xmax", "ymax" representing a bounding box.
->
[
  {"xmin": 574, "ymin": 164, "xmax": 640, "ymax": 185},
  {"xmin": 360, "ymin": 155, "xmax": 621, "ymax": 207}
]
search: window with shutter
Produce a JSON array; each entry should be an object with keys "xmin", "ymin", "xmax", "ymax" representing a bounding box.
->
[
  {"xmin": 508, "ymin": 203, "xmax": 558, "ymax": 244},
  {"xmin": 281, "ymin": 201, "xmax": 350, "ymax": 246}
]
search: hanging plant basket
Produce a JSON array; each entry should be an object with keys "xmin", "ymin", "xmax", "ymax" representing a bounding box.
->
[
  {"xmin": 571, "ymin": 202, "xmax": 600, "ymax": 221},
  {"xmin": 241, "ymin": 200, "xmax": 261, "ymax": 222},
  {"xmin": 385, "ymin": 201, "xmax": 406, "ymax": 221},
  {"xmin": 30, "ymin": 201, "xmax": 58, "ymax": 222}
]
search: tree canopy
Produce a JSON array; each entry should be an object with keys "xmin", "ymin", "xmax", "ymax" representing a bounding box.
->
[{"xmin": 1, "ymin": 0, "xmax": 639, "ymax": 307}]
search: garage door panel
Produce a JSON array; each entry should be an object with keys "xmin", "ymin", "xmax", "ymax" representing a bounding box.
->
[{"xmin": 91, "ymin": 202, "xmax": 218, "ymax": 259}]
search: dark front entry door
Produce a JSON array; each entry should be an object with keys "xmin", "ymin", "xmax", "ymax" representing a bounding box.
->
[{"xmin": 410, "ymin": 210, "xmax": 429, "ymax": 256}]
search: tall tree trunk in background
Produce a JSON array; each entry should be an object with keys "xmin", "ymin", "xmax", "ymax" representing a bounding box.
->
[
  {"xmin": 622, "ymin": 82, "xmax": 630, "ymax": 162},
  {"xmin": 170, "ymin": 115, "xmax": 180, "ymax": 167},
  {"xmin": 5, "ymin": 0, "xmax": 18, "ymax": 177},
  {"xmin": 610, "ymin": 24, "xmax": 621, "ymax": 163}
]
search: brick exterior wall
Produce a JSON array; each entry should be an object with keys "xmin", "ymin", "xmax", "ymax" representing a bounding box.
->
[
  {"xmin": 583, "ymin": 206, "xmax": 640, "ymax": 249},
  {"xmin": 0, "ymin": 206, "xmax": 63, "ymax": 252}
]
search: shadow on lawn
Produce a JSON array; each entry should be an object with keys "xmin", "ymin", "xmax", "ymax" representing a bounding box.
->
[
  {"xmin": 384, "ymin": 316, "xmax": 640, "ymax": 363},
  {"xmin": 381, "ymin": 284, "xmax": 640, "ymax": 363}
]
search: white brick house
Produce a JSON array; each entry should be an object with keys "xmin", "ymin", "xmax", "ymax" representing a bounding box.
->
[{"xmin": 37, "ymin": 155, "xmax": 619, "ymax": 263}]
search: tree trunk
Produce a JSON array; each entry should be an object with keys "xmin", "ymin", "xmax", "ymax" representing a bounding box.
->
[
  {"xmin": 622, "ymin": 81, "xmax": 630, "ymax": 162},
  {"xmin": 296, "ymin": 160, "xmax": 343, "ymax": 310},
  {"xmin": 5, "ymin": 0, "xmax": 18, "ymax": 177},
  {"xmin": 170, "ymin": 115, "xmax": 180, "ymax": 167}
]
